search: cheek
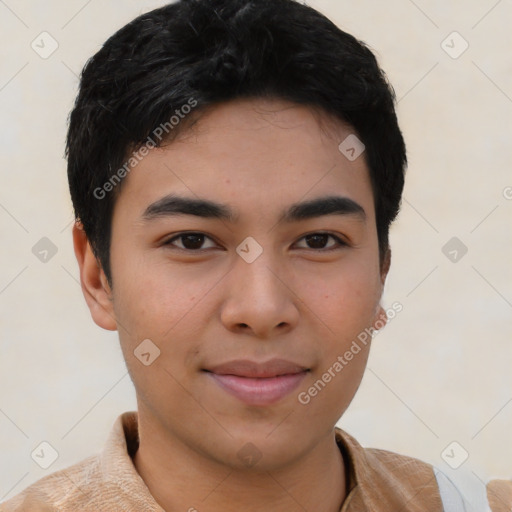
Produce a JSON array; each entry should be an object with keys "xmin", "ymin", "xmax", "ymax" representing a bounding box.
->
[
  {"xmin": 298, "ymin": 262, "xmax": 381, "ymax": 334},
  {"xmin": 295, "ymin": 298, "xmax": 372, "ymax": 424},
  {"xmin": 111, "ymin": 252, "xmax": 207, "ymax": 336},
  {"xmin": 296, "ymin": 272, "xmax": 375, "ymax": 419},
  {"xmin": 302, "ymin": 345, "xmax": 371, "ymax": 422},
  {"xmin": 111, "ymin": 259, "xmax": 211, "ymax": 382}
]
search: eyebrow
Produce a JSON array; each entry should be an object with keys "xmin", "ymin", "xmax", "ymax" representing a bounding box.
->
[{"xmin": 142, "ymin": 193, "xmax": 366, "ymax": 224}]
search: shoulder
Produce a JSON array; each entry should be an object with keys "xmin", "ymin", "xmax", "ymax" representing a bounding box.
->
[
  {"xmin": 335, "ymin": 427, "xmax": 439, "ymax": 483},
  {"xmin": 0, "ymin": 412, "xmax": 159, "ymax": 512},
  {"xmin": 335, "ymin": 428, "xmax": 512, "ymax": 512},
  {"xmin": 361, "ymin": 445, "xmax": 445, "ymax": 505},
  {"xmin": 0, "ymin": 455, "xmax": 101, "ymax": 511},
  {"xmin": 487, "ymin": 479, "xmax": 512, "ymax": 512},
  {"xmin": 335, "ymin": 427, "xmax": 444, "ymax": 510}
]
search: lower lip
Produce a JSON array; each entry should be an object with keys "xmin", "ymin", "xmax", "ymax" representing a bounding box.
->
[{"xmin": 207, "ymin": 372, "xmax": 308, "ymax": 406}]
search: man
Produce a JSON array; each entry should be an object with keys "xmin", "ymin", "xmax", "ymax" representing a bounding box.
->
[{"xmin": 1, "ymin": 0, "xmax": 510, "ymax": 510}]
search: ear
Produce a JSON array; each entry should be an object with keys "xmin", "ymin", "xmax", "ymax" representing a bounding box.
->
[
  {"xmin": 380, "ymin": 246, "xmax": 391, "ymax": 286},
  {"xmin": 72, "ymin": 221, "xmax": 117, "ymax": 331},
  {"xmin": 372, "ymin": 246, "xmax": 392, "ymax": 331},
  {"xmin": 372, "ymin": 304, "xmax": 389, "ymax": 332}
]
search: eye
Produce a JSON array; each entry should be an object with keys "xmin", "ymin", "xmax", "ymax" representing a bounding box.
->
[
  {"xmin": 163, "ymin": 232, "xmax": 218, "ymax": 251},
  {"xmin": 162, "ymin": 231, "xmax": 348, "ymax": 253},
  {"xmin": 294, "ymin": 232, "xmax": 347, "ymax": 251}
]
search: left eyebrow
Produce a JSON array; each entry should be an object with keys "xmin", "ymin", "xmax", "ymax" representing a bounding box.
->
[{"xmin": 141, "ymin": 193, "xmax": 366, "ymax": 224}]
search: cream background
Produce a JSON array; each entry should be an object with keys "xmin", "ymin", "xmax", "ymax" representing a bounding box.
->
[{"xmin": 0, "ymin": 0, "xmax": 511, "ymax": 500}]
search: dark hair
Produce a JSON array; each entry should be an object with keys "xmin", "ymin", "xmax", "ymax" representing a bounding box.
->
[{"xmin": 66, "ymin": 0, "xmax": 406, "ymax": 286}]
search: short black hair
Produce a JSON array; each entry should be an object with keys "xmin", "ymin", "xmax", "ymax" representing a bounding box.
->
[{"xmin": 66, "ymin": 0, "xmax": 406, "ymax": 286}]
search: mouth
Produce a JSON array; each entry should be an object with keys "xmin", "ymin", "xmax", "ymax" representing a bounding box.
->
[{"xmin": 203, "ymin": 359, "xmax": 310, "ymax": 406}]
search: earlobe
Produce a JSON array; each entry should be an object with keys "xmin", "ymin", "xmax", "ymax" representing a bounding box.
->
[
  {"xmin": 72, "ymin": 222, "xmax": 117, "ymax": 331},
  {"xmin": 372, "ymin": 305, "xmax": 388, "ymax": 331},
  {"xmin": 373, "ymin": 247, "xmax": 392, "ymax": 331},
  {"xmin": 380, "ymin": 246, "xmax": 391, "ymax": 285}
]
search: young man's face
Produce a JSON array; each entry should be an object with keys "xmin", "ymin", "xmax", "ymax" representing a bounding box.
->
[{"xmin": 78, "ymin": 98, "xmax": 389, "ymax": 470}]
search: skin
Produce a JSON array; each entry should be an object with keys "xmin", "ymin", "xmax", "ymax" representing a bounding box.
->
[{"xmin": 73, "ymin": 98, "xmax": 391, "ymax": 512}]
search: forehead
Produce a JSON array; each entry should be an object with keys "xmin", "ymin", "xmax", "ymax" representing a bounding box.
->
[{"xmin": 113, "ymin": 98, "xmax": 375, "ymax": 225}]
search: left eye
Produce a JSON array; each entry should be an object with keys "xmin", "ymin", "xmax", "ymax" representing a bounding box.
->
[
  {"xmin": 163, "ymin": 232, "xmax": 346, "ymax": 252},
  {"xmin": 294, "ymin": 233, "xmax": 347, "ymax": 251}
]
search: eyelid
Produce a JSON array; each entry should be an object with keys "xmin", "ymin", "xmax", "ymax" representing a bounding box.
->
[
  {"xmin": 162, "ymin": 231, "xmax": 220, "ymax": 251},
  {"xmin": 294, "ymin": 231, "xmax": 349, "ymax": 250},
  {"xmin": 162, "ymin": 231, "xmax": 349, "ymax": 252}
]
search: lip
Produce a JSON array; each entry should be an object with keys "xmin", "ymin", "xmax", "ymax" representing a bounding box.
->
[
  {"xmin": 204, "ymin": 358, "xmax": 309, "ymax": 406},
  {"xmin": 206, "ymin": 358, "xmax": 309, "ymax": 378}
]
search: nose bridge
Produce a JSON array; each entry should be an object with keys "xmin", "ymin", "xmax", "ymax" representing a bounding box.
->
[
  {"xmin": 232, "ymin": 239, "xmax": 285, "ymax": 302},
  {"xmin": 220, "ymin": 240, "xmax": 298, "ymax": 335}
]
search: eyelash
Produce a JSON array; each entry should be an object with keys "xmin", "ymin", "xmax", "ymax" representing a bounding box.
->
[{"xmin": 162, "ymin": 231, "xmax": 348, "ymax": 253}]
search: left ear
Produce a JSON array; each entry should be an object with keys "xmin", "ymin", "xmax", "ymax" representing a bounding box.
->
[
  {"xmin": 372, "ymin": 305, "xmax": 389, "ymax": 331},
  {"xmin": 372, "ymin": 246, "xmax": 392, "ymax": 330},
  {"xmin": 380, "ymin": 246, "xmax": 391, "ymax": 286}
]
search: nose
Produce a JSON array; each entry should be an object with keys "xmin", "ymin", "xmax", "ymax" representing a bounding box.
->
[{"xmin": 220, "ymin": 251, "xmax": 300, "ymax": 338}]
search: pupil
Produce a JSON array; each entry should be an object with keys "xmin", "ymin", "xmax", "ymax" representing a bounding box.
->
[
  {"xmin": 183, "ymin": 234, "xmax": 204, "ymax": 249},
  {"xmin": 307, "ymin": 234, "xmax": 327, "ymax": 249}
]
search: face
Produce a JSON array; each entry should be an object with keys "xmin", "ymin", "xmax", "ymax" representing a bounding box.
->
[{"xmin": 80, "ymin": 98, "xmax": 389, "ymax": 471}]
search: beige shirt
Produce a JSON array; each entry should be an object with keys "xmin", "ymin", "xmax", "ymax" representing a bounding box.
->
[{"xmin": 1, "ymin": 411, "xmax": 510, "ymax": 511}]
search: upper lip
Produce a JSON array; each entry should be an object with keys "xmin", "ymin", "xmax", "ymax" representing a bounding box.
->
[{"xmin": 205, "ymin": 358, "xmax": 309, "ymax": 378}]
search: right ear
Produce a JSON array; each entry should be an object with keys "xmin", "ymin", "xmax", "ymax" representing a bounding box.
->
[{"xmin": 72, "ymin": 221, "xmax": 117, "ymax": 331}]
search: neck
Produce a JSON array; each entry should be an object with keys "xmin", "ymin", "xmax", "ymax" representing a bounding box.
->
[{"xmin": 132, "ymin": 416, "xmax": 347, "ymax": 512}]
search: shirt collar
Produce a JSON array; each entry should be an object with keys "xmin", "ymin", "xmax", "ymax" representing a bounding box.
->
[
  {"xmin": 99, "ymin": 412, "xmax": 441, "ymax": 512},
  {"xmin": 99, "ymin": 411, "xmax": 164, "ymax": 510},
  {"xmin": 335, "ymin": 426, "xmax": 443, "ymax": 511}
]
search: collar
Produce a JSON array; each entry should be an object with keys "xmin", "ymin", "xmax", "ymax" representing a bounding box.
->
[{"xmin": 99, "ymin": 411, "xmax": 441, "ymax": 511}]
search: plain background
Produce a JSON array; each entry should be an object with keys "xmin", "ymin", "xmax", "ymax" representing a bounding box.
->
[{"xmin": 1, "ymin": 0, "xmax": 511, "ymax": 500}]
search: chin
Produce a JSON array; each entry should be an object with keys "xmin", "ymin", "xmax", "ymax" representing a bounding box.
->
[{"xmin": 212, "ymin": 425, "xmax": 314, "ymax": 472}]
